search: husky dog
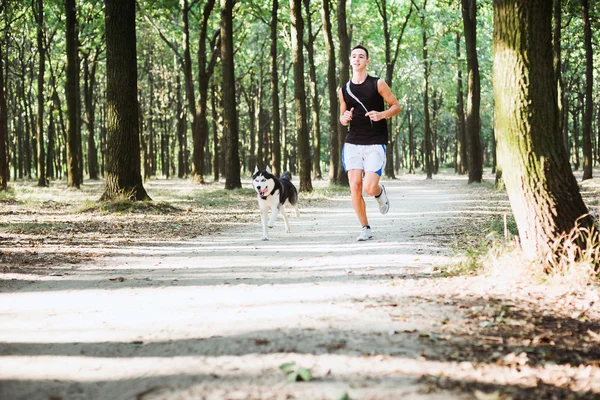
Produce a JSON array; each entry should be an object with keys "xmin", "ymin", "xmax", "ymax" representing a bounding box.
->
[{"xmin": 252, "ymin": 166, "xmax": 300, "ymax": 241}]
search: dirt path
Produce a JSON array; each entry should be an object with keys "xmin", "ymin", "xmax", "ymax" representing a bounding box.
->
[{"xmin": 1, "ymin": 174, "xmax": 599, "ymax": 400}]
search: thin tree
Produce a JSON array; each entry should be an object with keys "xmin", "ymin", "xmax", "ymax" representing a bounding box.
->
[
  {"xmin": 34, "ymin": 0, "xmax": 46, "ymax": 186},
  {"xmin": 321, "ymin": 0, "xmax": 338, "ymax": 183},
  {"xmin": 65, "ymin": 0, "xmax": 81, "ymax": 187},
  {"xmin": 461, "ymin": 0, "xmax": 482, "ymax": 183},
  {"xmin": 291, "ymin": 0, "xmax": 312, "ymax": 192},
  {"xmin": 413, "ymin": 0, "xmax": 433, "ymax": 179},
  {"xmin": 493, "ymin": 0, "xmax": 594, "ymax": 262},
  {"xmin": 192, "ymin": 0, "xmax": 218, "ymax": 184},
  {"xmin": 270, "ymin": 0, "xmax": 282, "ymax": 177},
  {"xmin": 303, "ymin": 0, "xmax": 322, "ymax": 180},
  {"xmin": 101, "ymin": 0, "xmax": 149, "ymax": 201},
  {"xmin": 220, "ymin": 0, "xmax": 241, "ymax": 189},
  {"xmin": 377, "ymin": 0, "xmax": 412, "ymax": 178},
  {"xmin": 336, "ymin": 0, "xmax": 350, "ymax": 186},
  {"xmin": 455, "ymin": 32, "xmax": 468, "ymax": 175},
  {"xmin": 0, "ymin": 4, "xmax": 7, "ymax": 190},
  {"xmin": 580, "ymin": 0, "xmax": 593, "ymax": 180}
]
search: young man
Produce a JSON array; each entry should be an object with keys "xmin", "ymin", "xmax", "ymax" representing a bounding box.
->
[{"xmin": 339, "ymin": 45, "xmax": 402, "ymax": 241}]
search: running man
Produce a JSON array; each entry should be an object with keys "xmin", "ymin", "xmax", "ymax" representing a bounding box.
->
[{"xmin": 339, "ymin": 44, "xmax": 402, "ymax": 241}]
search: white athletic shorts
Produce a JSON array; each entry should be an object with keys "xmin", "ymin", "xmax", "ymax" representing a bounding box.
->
[{"xmin": 342, "ymin": 143, "xmax": 387, "ymax": 176}]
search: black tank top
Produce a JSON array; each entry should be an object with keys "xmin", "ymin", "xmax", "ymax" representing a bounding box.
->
[{"xmin": 341, "ymin": 75, "xmax": 388, "ymax": 145}]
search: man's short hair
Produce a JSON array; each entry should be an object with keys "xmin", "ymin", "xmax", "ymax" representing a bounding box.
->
[{"xmin": 351, "ymin": 45, "xmax": 369, "ymax": 59}]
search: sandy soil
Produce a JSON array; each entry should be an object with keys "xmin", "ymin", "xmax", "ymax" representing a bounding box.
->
[{"xmin": 1, "ymin": 173, "xmax": 599, "ymax": 400}]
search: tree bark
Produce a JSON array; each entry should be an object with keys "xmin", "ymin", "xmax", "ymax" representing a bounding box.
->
[
  {"xmin": 580, "ymin": 0, "xmax": 593, "ymax": 180},
  {"xmin": 35, "ymin": 0, "xmax": 46, "ymax": 186},
  {"xmin": 270, "ymin": 0, "xmax": 282, "ymax": 177},
  {"xmin": 553, "ymin": 0, "xmax": 565, "ymax": 153},
  {"xmin": 420, "ymin": 0, "xmax": 433, "ymax": 179},
  {"xmin": 455, "ymin": 33, "xmax": 468, "ymax": 175},
  {"xmin": 493, "ymin": 0, "xmax": 593, "ymax": 262},
  {"xmin": 65, "ymin": 0, "xmax": 81, "ymax": 187},
  {"xmin": 321, "ymin": 0, "xmax": 338, "ymax": 184},
  {"xmin": 291, "ymin": 0, "xmax": 312, "ymax": 192},
  {"xmin": 336, "ymin": 0, "xmax": 349, "ymax": 186},
  {"xmin": 220, "ymin": 0, "xmax": 241, "ymax": 189},
  {"xmin": 303, "ymin": 0, "xmax": 322, "ymax": 180},
  {"xmin": 101, "ymin": 0, "xmax": 149, "ymax": 201},
  {"xmin": 192, "ymin": 0, "xmax": 217, "ymax": 184},
  {"xmin": 83, "ymin": 50, "xmax": 100, "ymax": 180},
  {"xmin": 462, "ymin": 0, "xmax": 482, "ymax": 183},
  {"xmin": 0, "ymin": 32, "xmax": 7, "ymax": 190}
]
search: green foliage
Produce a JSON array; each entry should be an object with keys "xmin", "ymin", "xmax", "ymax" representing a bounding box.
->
[{"xmin": 279, "ymin": 361, "xmax": 313, "ymax": 382}]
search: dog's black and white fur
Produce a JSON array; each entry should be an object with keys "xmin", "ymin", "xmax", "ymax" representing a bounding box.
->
[{"xmin": 252, "ymin": 166, "xmax": 299, "ymax": 241}]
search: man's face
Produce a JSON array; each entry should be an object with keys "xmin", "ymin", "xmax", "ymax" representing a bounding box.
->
[{"xmin": 350, "ymin": 48, "xmax": 369, "ymax": 71}]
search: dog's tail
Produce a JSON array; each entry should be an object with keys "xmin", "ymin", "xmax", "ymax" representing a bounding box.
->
[{"xmin": 281, "ymin": 171, "xmax": 292, "ymax": 181}]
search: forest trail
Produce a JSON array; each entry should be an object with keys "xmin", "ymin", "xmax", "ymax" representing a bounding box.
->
[{"xmin": 1, "ymin": 174, "xmax": 598, "ymax": 400}]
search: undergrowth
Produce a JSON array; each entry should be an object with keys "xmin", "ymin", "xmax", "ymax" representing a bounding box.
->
[{"xmin": 445, "ymin": 212, "xmax": 600, "ymax": 288}]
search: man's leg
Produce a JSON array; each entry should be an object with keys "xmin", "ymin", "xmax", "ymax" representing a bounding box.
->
[{"xmin": 348, "ymin": 169, "xmax": 368, "ymax": 227}]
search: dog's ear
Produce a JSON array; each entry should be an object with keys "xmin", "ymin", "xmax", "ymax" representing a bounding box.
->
[
  {"xmin": 254, "ymin": 166, "xmax": 259, "ymax": 174},
  {"xmin": 266, "ymin": 166, "xmax": 272, "ymax": 173}
]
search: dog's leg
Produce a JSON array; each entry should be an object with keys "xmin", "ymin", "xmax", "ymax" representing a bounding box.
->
[
  {"xmin": 280, "ymin": 206, "xmax": 291, "ymax": 233},
  {"xmin": 259, "ymin": 203, "xmax": 269, "ymax": 241},
  {"xmin": 268, "ymin": 204, "xmax": 279, "ymax": 228}
]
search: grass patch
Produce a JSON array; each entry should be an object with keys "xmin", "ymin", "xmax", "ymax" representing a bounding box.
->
[
  {"xmin": 443, "ymin": 213, "xmax": 518, "ymax": 276},
  {"xmin": 80, "ymin": 199, "xmax": 182, "ymax": 214}
]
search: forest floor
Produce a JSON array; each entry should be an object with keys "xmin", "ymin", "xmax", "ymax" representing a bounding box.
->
[{"xmin": 1, "ymin": 170, "xmax": 600, "ymax": 400}]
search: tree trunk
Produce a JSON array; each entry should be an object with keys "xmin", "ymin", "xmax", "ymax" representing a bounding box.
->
[
  {"xmin": 462, "ymin": 0, "xmax": 482, "ymax": 183},
  {"xmin": 553, "ymin": 0, "xmax": 565, "ymax": 153},
  {"xmin": 35, "ymin": 0, "xmax": 47, "ymax": 186},
  {"xmin": 270, "ymin": 0, "xmax": 282, "ymax": 177},
  {"xmin": 321, "ymin": 0, "xmax": 338, "ymax": 184},
  {"xmin": 65, "ymin": 0, "xmax": 81, "ymax": 187},
  {"xmin": 493, "ymin": 0, "xmax": 593, "ymax": 262},
  {"xmin": 192, "ymin": 0, "xmax": 217, "ymax": 184},
  {"xmin": 0, "ymin": 36, "xmax": 7, "ymax": 190},
  {"xmin": 303, "ymin": 0, "xmax": 322, "ymax": 180},
  {"xmin": 455, "ymin": 33, "xmax": 468, "ymax": 175},
  {"xmin": 336, "ymin": 0, "xmax": 349, "ymax": 186},
  {"xmin": 580, "ymin": 0, "xmax": 593, "ymax": 181},
  {"xmin": 83, "ymin": 50, "xmax": 100, "ymax": 180},
  {"xmin": 420, "ymin": 0, "xmax": 433, "ymax": 179},
  {"xmin": 101, "ymin": 0, "xmax": 149, "ymax": 201},
  {"xmin": 220, "ymin": 0, "xmax": 241, "ymax": 189},
  {"xmin": 291, "ymin": 0, "xmax": 312, "ymax": 192}
]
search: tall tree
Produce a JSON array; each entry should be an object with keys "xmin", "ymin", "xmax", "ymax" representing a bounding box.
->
[
  {"xmin": 65, "ymin": 0, "xmax": 82, "ymax": 187},
  {"xmin": 580, "ymin": 0, "xmax": 593, "ymax": 180},
  {"xmin": 378, "ymin": 0, "xmax": 412, "ymax": 178},
  {"xmin": 0, "ymin": 3, "xmax": 7, "ymax": 190},
  {"xmin": 455, "ymin": 32, "xmax": 468, "ymax": 175},
  {"xmin": 270, "ymin": 0, "xmax": 282, "ymax": 177},
  {"xmin": 192, "ymin": 0, "xmax": 218, "ymax": 184},
  {"xmin": 220, "ymin": 0, "xmax": 241, "ymax": 189},
  {"xmin": 291, "ymin": 0, "xmax": 312, "ymax": 192},
  {"xmin": 321, "ymin": 0, "xmax": 339, "ymax": 184},
  {"xmin": 101, "ymin": 0, "xmax": 149, "ymax": 201},
  {"xmin": 414, "ymin": 0, "xmax": 433, "ymax": 179},
  {"xmin": 493, "ymin": 0, "xmax": 594, "ymax": 262},
  {"xmin": 461, "ymin": 0, "xmax": 482, "ymax": 183},
  {"xmin": 303, "ymin": 0, "xmax": 322, "ymax": 180},
  {"xmin": 336, "ymin": 0, "xmax": 350, "ymax": 186},
  {"xmin": 34, "ymin": 0, "xmax": 46, "ymax": 186}
]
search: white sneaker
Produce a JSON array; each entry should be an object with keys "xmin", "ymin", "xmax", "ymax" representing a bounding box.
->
[
  {"xmin": 357, "ymin": 226, "xmax": 373, "ymax": 242},
  {"xmin": 376, "ymin": 184, "xmax": 389, "ymax": 214}
]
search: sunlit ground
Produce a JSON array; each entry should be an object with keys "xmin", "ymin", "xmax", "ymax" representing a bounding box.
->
[{"xmin": 1, "ymin": 169, "xmax": 599, "ymax": 399}]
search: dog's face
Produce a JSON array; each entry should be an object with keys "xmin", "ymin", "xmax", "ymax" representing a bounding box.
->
[{"xmin": 252, "ymin": 166, "xmax": 276, "ymax": 198}]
